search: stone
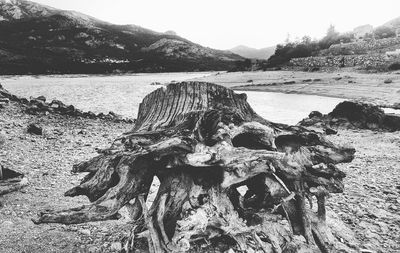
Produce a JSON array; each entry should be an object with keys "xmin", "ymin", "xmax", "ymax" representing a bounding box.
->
[
  {"xmin": 36, "ymin": 95, "xmax": 46, "ymax": 102},
  {"xmin": 1, "ymin": 221, "xmax": 14, "ymax": 228},
  {"xmin": 309, "ymin": 111, "xmax": 323, "ymax": 118},
  {"xmin": 360, "ymin": 249, "xmax": 375, "ymax": 253},
  {"xmin": 0, "ymin": 97, "xmax": 10, "ymax": 104},
  {"xmin": 87, "ymin": 246, "xmax": 99, "ymax": 253},
  {"xmin": 300, "ymin": 101, "xmax": 400, "ymax": 132},
  {"xmin": 110, "ymin": 242, "xmax": 122, "ymax": 251},
  {"xmin": 283, "ymin": 81, "xmax": 296, "ymax": 84},
  {"xmin": 0, "ymin": 133, "xmax": 6, "ymax": 146},
  {"xmin": 79, "ymin": 229, "xmax": 91, "ymax": 236},
  {"xmin": 27, "ymin": 124, "xmax": 43, "ymax": 135},
  {"xmin": 50, "ymin": 103, "xmax": 59, "ymax": 109},
  {"xmin": 325, "ymin": 127, "xmax": 337, "ymax": 135}
]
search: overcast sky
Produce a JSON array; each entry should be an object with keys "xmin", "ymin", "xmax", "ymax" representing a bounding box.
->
[{"xmin": 34, "ymin": 0, "xmax": 400, "ymax": 49}]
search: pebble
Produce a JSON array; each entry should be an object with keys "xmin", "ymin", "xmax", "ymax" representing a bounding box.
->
[
  {"xmin": 360, "ymin": 249, "xmax": 375, "ymax": 253},
  {"xmin": 79, "ymin": 229, "xmax": 91, "ymax": 236},
  {"xmin": 110, "ymin": 242, "xmax": 122, "ymax": 251},
  {"xmin": 1, "ymin": 221, "xmax": 14, "ymax": 228}
]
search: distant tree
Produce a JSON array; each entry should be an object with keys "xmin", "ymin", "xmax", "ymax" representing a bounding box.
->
[
  {"xmin": 326, "ymin": 24, "xmax": 339, "ymax": 38},
  {"xmin": 319, "ymin": 24, "xmax": 341, "ymax": 49},
  {"xmin": 339, "ymin": 32, "xmax": 355, "ymax": 43},
  {"xmin": 373, "ymin": 26, "xmax": 396, "ymax": 39},
  {"xmin": 265, "ymin": 39, "xmax": 319, "ymax": 68},
  {"xmin": 301, "ymin": 35, "xmax": 312, "ymax": 45},
  {"xmin": 284, "ymin": 33, "xmax": 291, "ymax": 44},
  {"xmin": 232, "ymin": 59, "xmax": 252, "ymax": 71},
  {"xmin": 264, "ymin": 25, "xmax": 354, "ymax": 68},
  {"xmin": 364, "ymin": 33, "xmax": 374, "ymax": 40}
]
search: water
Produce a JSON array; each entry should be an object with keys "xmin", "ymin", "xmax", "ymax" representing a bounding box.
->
[
  {"xmin": 0, "ymin": 72, "xmax": 213, "ymax": 119},
  {"xmin": 1, "ymin": 73, "xmax": 347, "ymax": 125},
  {"xmin": 244, "ymin": 91, "xmax": 344, "ymax": 124},
  {"xmin": 383, "ymin": 108, "xmax": 400, "ymax": 115}
]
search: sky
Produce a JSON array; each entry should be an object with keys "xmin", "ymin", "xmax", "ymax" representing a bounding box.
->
[{"xmin": 33, "ymin": 0, "xmax": 400, "ymax": 50}]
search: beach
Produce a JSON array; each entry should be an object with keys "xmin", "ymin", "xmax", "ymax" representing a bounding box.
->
[
  {"xmin": 191, "ymin": 70, "xmax": 400, "ymax": 108},
  {"xmin": 0, "ymin": 72, "xmax": 399, "ymax": 252}
]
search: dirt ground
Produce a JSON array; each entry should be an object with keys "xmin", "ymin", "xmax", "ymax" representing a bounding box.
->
[
  {"xmin": 326, "ymin": 130, "xmax": 400, "ymax": 252},
  {"xmin": 1, "ymin": 90, "xmax": 399, "ymax": 252},
  {"xmin": 191, "ymin": 70, "xmax": 400, "ymax": 107},
  {"xmin": 0, "ymin": 103, "xmax": 135, "ymax": 252}
]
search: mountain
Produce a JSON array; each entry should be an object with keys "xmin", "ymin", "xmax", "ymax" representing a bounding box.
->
[
  {"xmin": 0, "ymin": 0, "xmax": 244, "ymax": 74},
  {"xmin": 0, "ymin": 0, "xmax": 56, "ymax": 21},
  {"xmin": 229, "ymin": 45, "xmax": 276, "ymax": 60}
]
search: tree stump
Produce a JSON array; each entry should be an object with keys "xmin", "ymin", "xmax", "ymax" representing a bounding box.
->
[{"xmin": 33, "ymin": 82, "xmax": 356, "ymax": 252}]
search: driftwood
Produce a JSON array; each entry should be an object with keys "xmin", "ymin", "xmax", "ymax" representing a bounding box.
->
[
  {"xmin": 33, "ymin": 82, "xmax": 356, "ymax": 252},
  {"xmin": 1, "ymin": 131, "xmax": 28, "ymax": 196},
  {"xmin": 0, "ymin": 164, "xmax": 28, "ymax": 196},
  {"xmin": 299, "ymin": 101, "xmax": 400, "ymax": 132}
]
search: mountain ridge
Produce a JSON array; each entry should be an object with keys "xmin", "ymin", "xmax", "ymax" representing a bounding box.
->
[
  {"xmin": 0, "ymin": 0, "xmax": 244, "ymax": 74},
  {"xmin": 229, "ymin": 45, "xmax": 276, "ymax": 60}
]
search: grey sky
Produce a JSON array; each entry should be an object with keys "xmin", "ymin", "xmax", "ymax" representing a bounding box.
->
[{"xmin": 34, "ymin": 0, "xmax": 400, "ymax": 49}]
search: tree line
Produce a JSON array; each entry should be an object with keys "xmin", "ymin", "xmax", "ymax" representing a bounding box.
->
[{"xmin": 263, "ymin": 25, "xmax": 398, "ymax": 68}]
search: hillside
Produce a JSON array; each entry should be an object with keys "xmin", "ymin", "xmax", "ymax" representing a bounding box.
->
[
  {"xmin": 265, "ymin": 17, "xmax": 400, "ymax": 71},
  {"xmin": 0, "ymin": 0, "xmax": 244, "ymax": 74},
  {"xmin": 383, "ymin": 16, "xmax": 400, "ymax": 28},
  {"xmin": 229, "ymin": 45, "xmax": 275, "ymax": 59}
]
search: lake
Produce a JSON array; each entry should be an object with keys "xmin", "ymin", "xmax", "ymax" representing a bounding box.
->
[{"xmin": 1, "ymin": 73, "xmax": 349, "ymax": 125}]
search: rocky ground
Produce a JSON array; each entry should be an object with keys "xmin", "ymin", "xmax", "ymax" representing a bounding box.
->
[
  {"xmin": 326, "ymin": 130, "xmax": 400, "ymax": 252},
  {"xmin": 0, "ymin": 102, "xmax": 139, "ymax": 252},
  {"xmin": 1, "ymin": 98, "xmax": 399, "ymax": 252}
]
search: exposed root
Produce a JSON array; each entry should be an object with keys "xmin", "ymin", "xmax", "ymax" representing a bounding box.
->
[
  {"xmin": 34, "ymin": 155, "xmax": 155, "ymax": 224},
  {"xmin": 33, "ymin": 82, "xmax": 356, "ymax": 252}
]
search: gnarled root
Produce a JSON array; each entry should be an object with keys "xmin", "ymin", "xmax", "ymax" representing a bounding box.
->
[
  {"xmin": 33, "ymin": 82, "xmax": 357, "ymax": 252},
  {"xmin": 127, "ymin": 170, "xmax": 338, "ymax": 253},
  {"xmin": 33, "ymin": 154, "xmax": 155, "ymax": 224}
]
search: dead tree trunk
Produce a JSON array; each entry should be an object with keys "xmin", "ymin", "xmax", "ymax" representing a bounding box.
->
[{"xmin": 33, "ymin": 82, "xmax": 356, "ymax": 252}]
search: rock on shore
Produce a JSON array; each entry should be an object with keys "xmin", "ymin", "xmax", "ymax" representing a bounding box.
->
[
  {"xmin": 299, "ymin": 101, "xmax": 400, "ymax": 132},
  {"xmin": 0, "ymin": 83, "xmax": 133, "ymax": 123}
]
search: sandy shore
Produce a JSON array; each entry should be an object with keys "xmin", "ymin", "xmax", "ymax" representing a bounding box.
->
[
  {"xmin": 1, "ymin": 85, "xmax": 399, "ymax": 252},
  {"xmin": 191, "ymin": 70, "xmax": 400, "ymax": 108}
]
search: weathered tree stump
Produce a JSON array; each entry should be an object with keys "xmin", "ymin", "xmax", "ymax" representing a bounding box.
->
[{"xmin": 33, "ymin": 82, "xmax": 356, "ymax": 252}]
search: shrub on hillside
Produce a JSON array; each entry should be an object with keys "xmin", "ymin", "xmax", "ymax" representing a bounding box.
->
[
  {"xmin": 374, "ymin": 26, "xmax": 396, "ymax": 39},
  {"xmin": 265, "ymin": 25, "xmax": 355, "ymax": 68},
  {"xmin": 388, "ymin": 62, "xmax": 400, "ymax": 71},
  {"xmin": 229, "ymin": 59, "xmax": 252, "ymax": 72}
]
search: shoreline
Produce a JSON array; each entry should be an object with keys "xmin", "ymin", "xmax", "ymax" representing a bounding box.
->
[
  {"xmin": 191, "ymin": 70, "xmax": 400, "ymax": 108},
  {"xmin": 233, "ymin": 87, "xmax": 400, "ymax": 110},
  {"xmin": 233, "ymin": 85, "xmax": 346, "ymax": 99},
  {"xmin": 0, "ymin": 71, "xmax": 220, "ymax": 79}
]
